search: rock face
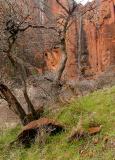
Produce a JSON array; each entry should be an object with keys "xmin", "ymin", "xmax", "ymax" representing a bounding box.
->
[
  {"xmin": 84, "ymin": 0, "xmax": 115, "ymax": 76},
  {"xmin": 7, "ymin": 0, "xmax": 114, "ymax": 80},
  {"xmin": 45, "ymin": 0, "xmax": 78, "ymax": 80},
  {"xmin": 44, "ymin": 0, "xmax": 115, "ymax": 80},
  {"xmin": 1, "ymin": 0, "xmax": 114, "ymax": 80}
]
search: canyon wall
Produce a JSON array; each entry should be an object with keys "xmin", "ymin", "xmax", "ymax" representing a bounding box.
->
[
  {"xmin": 45, "ymin": 0, "xmax": 78, "ymax": 80},
  {"xmin": 2, "ymin": 0, "xmax": 114, "ymax": 80},
  {"xmin": 84, "ymin": 0, "xmax": 115, "ymax": 76},
  {"xmin": 45, "ymin": 0, "xmax": 115, "ymax": 80}
]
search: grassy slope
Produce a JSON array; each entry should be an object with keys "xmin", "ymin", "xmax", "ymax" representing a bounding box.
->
[{"xmin": 0, "ymin": 86, "xmax": 115, "ymax": 160}]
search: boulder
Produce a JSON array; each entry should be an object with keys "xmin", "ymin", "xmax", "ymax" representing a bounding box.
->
[{"xmin": 13, "ymin": 118, "xmax": 64, "ymax": 147}]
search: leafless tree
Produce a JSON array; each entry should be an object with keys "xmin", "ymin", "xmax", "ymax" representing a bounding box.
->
[
  {"xmin": 0, "ymin": 0, "xmax": 97, "ymax": 125},
  {"xmin": 0, "ymin": 0, "xmax": 45, "ymax": 125}
]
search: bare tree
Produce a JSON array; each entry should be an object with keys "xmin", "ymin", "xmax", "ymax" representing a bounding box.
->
[
  {"xmin": 0, "ymin": 0, "xmax": 45, "ymax": 125},
  {"xmin": 0, "ymin": 0, "xmax": 97, "ymax": 125}
]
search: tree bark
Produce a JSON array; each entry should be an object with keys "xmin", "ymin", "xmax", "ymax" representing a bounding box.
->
[
  {"xmin": 23, "ymin": 86, "xmax": 38, "ymax": 119},
  {"xmin": 55, "ymin": 41, "xmax": 67, "ymax": 82},
  {"xmin": 0, "ymin": 83, "xmax": 27, "ymax": 125}
]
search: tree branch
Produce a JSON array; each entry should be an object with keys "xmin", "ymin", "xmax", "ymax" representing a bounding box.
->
[{"xmin": 56, "ymin": 0, "xmax": 69, "ymax": 14}]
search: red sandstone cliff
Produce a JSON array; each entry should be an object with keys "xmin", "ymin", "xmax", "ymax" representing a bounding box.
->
[
  {"xmin": 84, "ymin": 0, "xmax": 115, "ymax": 76},
  {"xmin": 45, "ymin": 0, "xmax": 78, "ymax": 80},
  {"xmin": 5, "ymin": 0, "xmax": 114, "ymax": 80},
  {"xmin": 44, "ymin": 0, "xmax": 115, "ymax": 80}
]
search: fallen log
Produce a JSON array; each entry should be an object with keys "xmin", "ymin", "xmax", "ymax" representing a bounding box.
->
[{"xmin": 11, "ymin": 118, "xmax": 64, "ymax": 147}]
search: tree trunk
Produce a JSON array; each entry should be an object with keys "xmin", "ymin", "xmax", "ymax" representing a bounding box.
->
[
  {"xmin": 0, "ymin": 83, "xmax": 27, "ymax": 125},
  {"xmin": 23, "ymin": 86, "xmax": 38, "ymax": 119},
  {"xmin": 54, "ymin": 15, "xmax": 70, "ymax": 82},
  {"xmin": 54, "ymin": 38, "xmax": 67, "ymax": 82}
]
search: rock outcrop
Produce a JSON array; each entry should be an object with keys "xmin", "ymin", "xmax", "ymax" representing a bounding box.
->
[
  {"xmin": 44, "ymin": 0, "xmax": 115, "ymax": 80},
  {"xmin": 84, "ymin": 0, "xmax": 115, "ymax": 76}
]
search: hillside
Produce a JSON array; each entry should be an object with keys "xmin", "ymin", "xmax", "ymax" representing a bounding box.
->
[
  {"xmin": 0, "ymin": 86, "xmax": 115, "ymax": 160},
  {"xmin": 0, "ymin": 0, "xmax": 115, "ymax": 159}
]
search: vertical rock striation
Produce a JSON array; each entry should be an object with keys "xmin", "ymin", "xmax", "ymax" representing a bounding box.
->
[
  {"xmin": 84, "ymin": 0, "xmax": 115, "ymax": 77},
  {"xmin": 45, "ymin": 0, "xmax": 115, "ymax": 80}
]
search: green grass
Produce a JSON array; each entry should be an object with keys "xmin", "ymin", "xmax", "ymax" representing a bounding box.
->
[{"xmin": 0, "ymin": 86, "xmax": 115, "ymax": 160}]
